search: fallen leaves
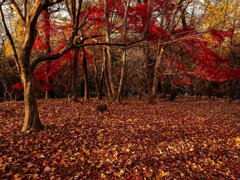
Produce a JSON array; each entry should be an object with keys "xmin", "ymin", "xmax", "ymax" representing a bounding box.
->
[{"xmin": 0, "ymin": 98, "xmax": 239, "ymax": 179}]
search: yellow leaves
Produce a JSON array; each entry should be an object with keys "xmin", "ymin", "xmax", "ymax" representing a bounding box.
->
[
  {"xmin": 100, "ymin": 173, "xmax": 107, "ymax": 179},
  {"xmin": 97, "ymin": 132, "xmax": 104, "ymax": 141},
  {"xmin": 4, "ymin": 17, "xmax": 25, "ymax": 57},
  {"xmin": 82, "ymin": 146, "xmax": 91, "ymax": 157},
  {"xmin": 0, "ymin": 157, "xmax": 2, "ymax": 166},
  {"xmin": 234, "ymin": 137, "xmax": 240, "ymax": 148},
  {"xmin": 113, "ymin": 169, "xmax": 124, "ymax": 177},
  {"xmin": 156, "ymin": 169, "xmax": 168, "ymax": 180},
  {"xmin": 203, "ymin": 0, "xmax": 240, "ymax": 30}
]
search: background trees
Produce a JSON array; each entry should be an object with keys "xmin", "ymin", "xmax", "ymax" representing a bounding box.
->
[{"xmin": 0, "ymin": 0, "xmax": 240, "ymax": 132}]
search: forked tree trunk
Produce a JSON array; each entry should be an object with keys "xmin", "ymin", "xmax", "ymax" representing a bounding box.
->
[
  {"xmin": 116, "ymin": 0, "xmax": 129, "ymax": 103},
  {"xmin": 149, "ymin": 45, "xmax": 165, "ymax": 102},
  {"xmin": 104, "ymin": 0, "xmax": 116, "ymax": 101},
  {"xmin": 21, "ymin": 72, "xmax": 43, "ymax": 132}
]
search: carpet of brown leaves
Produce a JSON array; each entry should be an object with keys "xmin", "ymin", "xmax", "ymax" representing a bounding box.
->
[{"xmin": 0, "ymin": 97, "xmax": 239, "ymax": 179}]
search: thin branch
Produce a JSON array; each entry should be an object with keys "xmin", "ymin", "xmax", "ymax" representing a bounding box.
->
[
  {"xmin": 30, "ymin": 38, "xmax": 144, "ymax": 72},
  {"xmin": 24, "ymin": 0, "xmax": 27, "ymax": 20},
  {"xmin": 10, "ymin": 0, "xmax": 25, "ymax": 23},
  {"xmin": 0, "ymin": 0, "xmax": 7, "ymax": 6}
]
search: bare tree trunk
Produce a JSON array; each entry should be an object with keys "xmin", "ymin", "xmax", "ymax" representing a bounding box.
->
[
  {"xmin": 116, "ymin": 50, "xmax": 127, "ymax": 103},
  {"xmin": 144, "ymin": 45, "xmax": 152, "ymax": 96},
  {"xmin": 93, "ymin": 51, "xmax": 100, "ymax": 99},
  {"xmin": 149, "ymin": 45, "xmax": 165, "ymax": 102},
  {"xmin": 70, "ymin": 48, "xmax": 79, "ymax": 101},
  {"xmin": 103, "ymin": 46, "xmax": 113, "ymax": 101},
  {"xmin": 43, "ymin": 10, "xmax": 54, "ymax": 99},
  {"xmin": 148, "ymin": 0, "xmax": 166, "ymax": 103},
  {"xmin": 98, "ymin": 68, "xmax": 104, "ymax": 100},
  {"xmin": 142, "ymin": 0, "xmax": 152, "ymax": 98},
  {"xmin": 82, "ymin": 47, "xmax": 89, "ymax": 101},
  {"xmin": 21, "ymin": 72, "xmax": 43, "ymax": 132},
  {"xmin": 92, "ymin": 46, "xmax": 104, "ymax": 100},
  {"xmin": 116, "ymin": 0, "xmax": 130, "ymax": 103},
  {"xmin": 104, "ymin": 0, "xmax": 116, "ymax": 101},
  {"xmin": 106, "ymin": 47, "xmax": 116, "ymax": 100},
  {"xmin": 45, "ymin": 61, "xmax": 55, "ymax": 99}
]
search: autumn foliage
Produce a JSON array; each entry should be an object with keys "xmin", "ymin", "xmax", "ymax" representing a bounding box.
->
[
  {"xmin": 0, "ymin": 98, "xmax": 239, "ymax": 179},
  {"xmin": 1, "ymin": 0, "xmax": 240, "ymax": 178}
]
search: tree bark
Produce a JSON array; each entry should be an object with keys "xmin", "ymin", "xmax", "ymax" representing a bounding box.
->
[
  {"xmin": 70, "ymin": 48, "xmax": 79, "ymax": 102},
  {"xmin": 21, "ymin": 72, "xmax": 43, "ymax": 132},
  {"xmin": 116, "ymin": 50, "xmax": 127, "ymax": 103},
  {"xmin": 43, "ymin": 10, "xmax": 54, "ymax": 99},
  {"xmin": 103, "ymin": 46, "xmax": 113, "ymax": 101},
  {"xmin": 45, "ymin": 64, "xmax": 55, "ymax": 99},
  {"xmin": 82, "ymin": 47, "xmax": 89, "ymax": 101},
  {"xmin": 144, "ymin": 45, "xmax": 152, "ymax": 96},
  {"xmin": 92, "ymin": 46, "xmax": 104, "ymax": 100},
  {"xmin": 104, "ymin": 0, "xmax": 116, "ymax": 101},
  {"xmin": 142, "ymin": 0, "xmax": 152, "ymax": 98},
  {"xmin": 149, "ymin": 45, "xmax": 165, "ymax": 102},
  {"xmin": 116, "ymin": 0, "xmax": 130, "ymax": 103}
]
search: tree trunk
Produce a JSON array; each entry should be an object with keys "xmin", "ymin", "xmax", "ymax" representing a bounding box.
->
[
  {"xmin": 93, "ymin": 47, "xmax": 104, "ymax": 100},
  {"xmin": 144, "ymin": 45, "xmax": 152, "ymax": 96},
  {"xmin": 148, "ymin": 0, "xmax": 167, "ymax": 103},
  {"xmin": 45, "ymin": 61, "xmax": 55, "ymax": 99},
  {"xmin": 106, "ymin": 47, "xmax": 116, "ymax": 100},
  {"xmin": 116, "ymin": 0, "xmax": 130, "ymax": 103},
  {"xmin": 149, "ymin": 45, "xmax": 165, "ymax": 102},
  {"xmin": 82, "ymin": 47, "xmax": 89, "ymax": 101},
  {"xmin": 103, "ymin": 46, "xmax": 113, "ymax": 101},
  {"xmin": 70, "ymin": 48, "xmax": 79, "ymax": 102},
  {"xmin": 21, "ymin": 72, "xmax": 43, "ymax": 132},
  {"xmin": 43, "ymin": 10, "xmax": 54, "ymax": 99},
  {"xmin": 116, "ymin": 50, "xmax": 127, "ymax": 103},
  {"xmin": 104, "ymin": 0, "xmax": 116, "ymax": 101}
]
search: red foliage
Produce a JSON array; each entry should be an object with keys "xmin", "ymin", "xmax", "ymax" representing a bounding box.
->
[
  {"xmin": 12, "ymin": 82, "xmax": 23, "ymax": 90},
  {"xmin": 148, "ymin": 25, "xmax": 171, "ymax": 41},
  {"xmin": 210, "ymin": 28, "xmax": 233, "ymax": 45}
]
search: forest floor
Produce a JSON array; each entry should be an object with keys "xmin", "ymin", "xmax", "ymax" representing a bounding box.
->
[{"xmin": 0, "ymin": 97, "xmax": 239, "ymax": 179}]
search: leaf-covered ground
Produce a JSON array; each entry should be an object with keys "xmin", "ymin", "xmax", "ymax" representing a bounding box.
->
[{"xmin": 0, "ymin": 98, "xmax": 239, "ymax": 179}]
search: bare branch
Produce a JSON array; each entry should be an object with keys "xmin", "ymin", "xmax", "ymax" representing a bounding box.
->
[
  {"xmin": 30, "ymin": 39, "xmax": 144, "ymax": 72},
  {"xmin": 10, "ymin": 0, "xmax": 25, "ymax": 23}
]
